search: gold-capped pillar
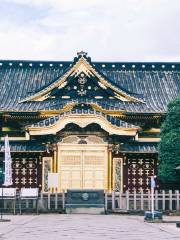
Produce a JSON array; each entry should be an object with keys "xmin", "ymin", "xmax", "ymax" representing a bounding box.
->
[
  {"xmin": 48, "ymin": 143, "xmax": 58, "ymax": 173},
  {"xmin": 108, "ymin": 145, "xmax": 113, "ymax": 192},
  {"xmin": 51, "ymin": 143, "xmax": 58, "ymax": 193},
  {"xmin": 52, "ymin": 143, "xmax": 58, "ymax": 173}
]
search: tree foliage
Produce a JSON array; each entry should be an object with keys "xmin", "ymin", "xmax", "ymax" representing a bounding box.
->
[{"xmin": 158, "ymin": 97, "xmax": 180, "ymax": 183}]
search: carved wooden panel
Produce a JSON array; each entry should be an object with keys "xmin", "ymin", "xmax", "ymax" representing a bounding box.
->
[
  {"xmin": 42, "ymin": 157, "xmax": 52, "ymax": 192},
  {"xmin": 123, "ymin": 153, "xmax": 158, "ymax": 192},
  {"xmin": 61, "ymin": 135, "xmax": 105, "ymax": 144},
  {"xmin": 12, "ymin": 155, "xmax": 41, "ymax": 189},
  {"xmin": 113, "ymin": 158, "xmax": 123, "ymax": 192}
]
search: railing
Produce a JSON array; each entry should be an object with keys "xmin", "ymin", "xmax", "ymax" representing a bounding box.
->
[
  {"xmin": 0, "ymin": 191, "xmax": 65, "ymax": 214},
  {"xmin": 0, "ymin": 190, "xmax": 180, "ymax": 214},
  {"xmin": 106, "ymin": 190, "xmax": 180, "ymax": 212},
  {"xmin": 38, "ymin": 191, "xmax": 65, "ymax": 212}
]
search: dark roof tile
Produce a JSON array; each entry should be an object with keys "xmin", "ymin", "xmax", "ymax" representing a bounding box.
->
[{"xmin": 0, "ymin": 59, "xmax": 179, "ymax": 113}]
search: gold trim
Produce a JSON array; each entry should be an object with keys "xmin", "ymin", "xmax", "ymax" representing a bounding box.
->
[
  {"xmin": 27, "ymin": 114, "xmax": 138, "ymax": 136},
  {"xmin": 89, "ymin": 103, "xmax": 125, "ymax": 115},
  {"xmin": 0, "ymin": 137, "xmax": 27, "ymax": 141},
  {"xmin": 53, "ymin": 150, "xmax": 57, "ymax": 173},
  {"xmin": 121, "ymin": 158, "xmax": 123, "ymax": 192},
  {"xmin": 112, "ymin": 156, "xmax": 115, "ymax": 190},
  {"xmin": 3, "ymin": 112, "xmax": 165, "ymax": 120},
  {"xmin": 40, "ymin": 102, "xmax": 76, "ymax": 116},
  {"xmin": 19, "ymin": 56, "xmax": 143, "ymax": 103},
  {"xmin": 108, "ymin": 150, "xmax": 112, "ymax": 192},
  {"xmin": 137, "ymin": 138, "xmax": 160, "ymax": 142},
  {"xmin": 38, "ymin": 102, "xmax": 126, "ymax": 117},
  {"xmin": 143, "ymin": 128, "xmax": 160, "ymax": 133}
]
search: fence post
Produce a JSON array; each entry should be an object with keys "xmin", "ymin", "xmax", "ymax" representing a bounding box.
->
[
  {"xmin": 133, "ymin": 190, "xmax": 136, "ymax": 210},
  {"xmin": 148, "ymin": 190, "xmax": 151, "ymax": 210},
  {"xmin": 169, "ymin": 190, "xmax": 172, "ymax": 211},
  {"xmin": 112, "ymin": 191, "xmax": 115, "ymax": 211},
  {"xmin": 40, "ymin": 190, "xmax": 43, "ymax": 200},
  {"xmin": 126, "ymin": 190, "xmax": 129, "ymax": 211},
  {"xmin": 26, "ymin": 199, "xmax": 29, "ymax": 209},
  {"xmin": 13, "ymin": 197, "xmax": 16, "ymax": 215},
  {"xmin": 140, "ymin": 190, "xmax": 144, "ymax": 210},
  {"xmin": 33, "ymin": 199, "xmax": 36, "ymax": 209},
  {"xmin": 62, "ymin": 190, "xmax": 65, "ymax": 211},
  {"xmin": 119, "ymin": 191, "xmax": 122, "ymax": 209},
  {"xmin": 55, "ymin": 190, "xmax": 58, "ymax": 210},
  {"xmin": 105, "ymin": 192, "xmax": 108, "ymax": 212},
  {"xmin": 162, "ymin": 190, "xmax": 165, "ymax": 211},
  {"xmin": 38, "ymin": 190, "xmax": 43, "ymax": 213},
  {"xmin": 155, "ymin": 190, "xmax": 158, "ymax": 210},
  {"xmin": 48, "ymin": 190, "xmax": 51, "ymax": 210},
  {"xmin": 176, "ymin": 190, "xmax": 179, "ymax": 211}
]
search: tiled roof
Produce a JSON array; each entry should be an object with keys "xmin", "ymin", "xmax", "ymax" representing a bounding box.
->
[
  {"xmin": 122, "ymin": 142, "xmax": 158, "ymax": 153},
  {"xmin": 0, "ymin": 141, "xmax": 46, "ymax": 152},
  {"xmin": 0, "ymin": 141, "xmax": 157, "ymax": 153},
  {"xmin": 0, "ymin": 56, "xmax": 179, "ymax": 114},
  {"xmin": 29, "ymin": 109, "xmax": 138, "ymax": 129}
]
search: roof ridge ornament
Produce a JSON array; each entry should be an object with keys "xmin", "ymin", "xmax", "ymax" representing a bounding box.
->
[{"xmin": 77, "ymin": 51, "xmax": 88, "ymax": 58}]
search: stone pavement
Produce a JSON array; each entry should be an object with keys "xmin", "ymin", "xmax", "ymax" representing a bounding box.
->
[{"xmin": 0, "ymin": 214, "xmax": 179, "ymax": 240}]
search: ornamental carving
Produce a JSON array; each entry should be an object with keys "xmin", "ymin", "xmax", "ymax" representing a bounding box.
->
[
  {"xmin": 61, "ymin": 135, "xmax": 106, "ymax": 144},
  {"xmin": 123, "ymin": 154, "xmax": 157, "ymax": 192},
  {"xmin": 114, "ymin": 158, "xmax": 123, "ymax": 191},
  {"xmin": 78, "ymin": 76, "xmax": 87, "ymax": 85},
  {"xmin": 12, "ymin": 156, "xmax": 41, "ymax": 189}
]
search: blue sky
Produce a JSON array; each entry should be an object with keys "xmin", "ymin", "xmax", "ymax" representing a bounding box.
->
[{"xmin": 0, "ymin": 0, "xmax": 180, "ymax": 61}]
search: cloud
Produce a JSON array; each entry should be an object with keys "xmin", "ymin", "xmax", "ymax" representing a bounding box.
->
[
  {"xmin": 0, "ymin": 0, "xmax": 180, "ymax": 61},
  {"xmin": 3, "ymin": 0, "xmax": 105, "ymax": 12}
]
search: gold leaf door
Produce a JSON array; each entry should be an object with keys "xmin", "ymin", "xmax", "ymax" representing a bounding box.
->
[{"xmin": 58, "ymin": 145, "xmax": 108, "ymax": 192}]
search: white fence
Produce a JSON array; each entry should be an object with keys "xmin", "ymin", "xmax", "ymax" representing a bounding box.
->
[
  {"xmin": 0, "ymin": 191, "xmax": 65, "ymax": 214},
  {"xmin": 0, "ymin": 190, "xmax": 180, "ymax": 213},
  {"xmin": 38, "ymin": 191, "xmax": 65, "ymax": 212},
  {"xmin": 106, "ymin": 190, "xmax": 180, "ymax": 212}
]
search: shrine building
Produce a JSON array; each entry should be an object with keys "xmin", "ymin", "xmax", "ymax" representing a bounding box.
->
[{"xmin": 0, "ymin": 52, "xmax": 179, "ymax": 192}]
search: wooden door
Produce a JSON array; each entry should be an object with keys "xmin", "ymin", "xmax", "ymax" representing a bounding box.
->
[
  {"xmin": 58, "ymin": 145, "xmax": 108, "ymax": 191},
  {"xmin": 83, "ymin": 150, "xmax": 105, "ymax": 189},
  {"xmin": 60, "ymin": 150, "xmax": 82, "ymax": 190}
]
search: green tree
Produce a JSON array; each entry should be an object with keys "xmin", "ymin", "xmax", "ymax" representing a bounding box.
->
[{"xmin": 158, "ymin": 98, "xmax": 180, "ymax": 183}]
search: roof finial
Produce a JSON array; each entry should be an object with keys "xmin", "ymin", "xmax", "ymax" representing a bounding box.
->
[{"xmin": 77, "ymin": 51, "xmax": 88, "ymax": 58}]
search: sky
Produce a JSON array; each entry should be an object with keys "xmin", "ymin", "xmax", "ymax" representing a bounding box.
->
[{"xmin": 0, "ymin": 0, "xmax": 180, "ymax": 61}]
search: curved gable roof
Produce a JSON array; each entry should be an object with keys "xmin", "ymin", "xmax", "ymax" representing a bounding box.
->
[
  {"xmin": 18, "ymin": 53, "xmax": 143, "ymax": 103},
  {"xmin": 0, "ymin": 52, "xmax": 179, "ymax": 114}
]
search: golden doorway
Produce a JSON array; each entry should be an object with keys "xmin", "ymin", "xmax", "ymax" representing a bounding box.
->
[{"xmin": 57, "ymin": 143, "xmax": 108, "ymax": 192}]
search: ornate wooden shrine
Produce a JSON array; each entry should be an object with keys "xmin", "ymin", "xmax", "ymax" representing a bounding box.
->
[{"xmin": 0, "ymin": 51, "xmax": 179, "ymax": 192}]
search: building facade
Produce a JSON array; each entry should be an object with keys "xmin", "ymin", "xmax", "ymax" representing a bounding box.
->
[{"xmin": 0, "ymin": 52, "xmax": 179, "ymax": 192}]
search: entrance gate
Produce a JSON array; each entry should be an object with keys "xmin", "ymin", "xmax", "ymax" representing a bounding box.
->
[{"xmin": 58, "ymin": 145, "xmax": 108, "ymax": 192}]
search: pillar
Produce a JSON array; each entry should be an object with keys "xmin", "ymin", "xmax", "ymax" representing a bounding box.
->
[
  {"xmin": 108, "ymin": 146, "xmax": 113, "ymax": 192},
  {"xmin": 52, "ymin": 143, "xmax": 58, "ymax": 173}
]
